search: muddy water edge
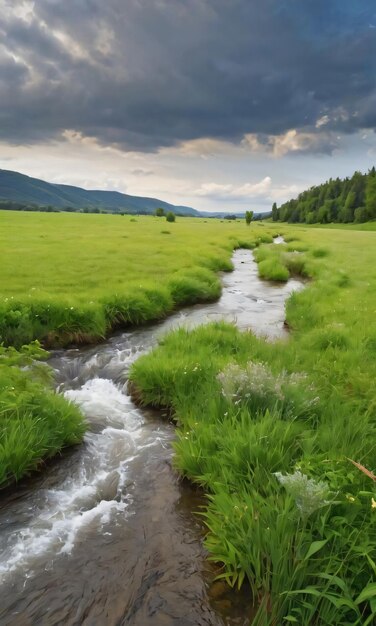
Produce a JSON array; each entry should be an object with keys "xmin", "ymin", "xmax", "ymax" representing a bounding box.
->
[{"xmin": 0, "ymin": 247, "xmax": 303, "ymax": 626}]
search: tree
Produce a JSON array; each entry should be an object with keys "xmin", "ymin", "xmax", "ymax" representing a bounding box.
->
[
  {"xmin": 155, "ymin": 207, "xmax": 165, "ymax": 217},
  {"xmin": 271, "ymin": 202, "xmax": 279, "ymax": 221},
  {"xmin": 365, "ymin": 170, "xmax": 376, "ymax": 220},
  {"xmin": 166, "ymin": 211, "xmax": 176, "ymax": 222},
  {"xmin": 245, "ymin": 210, "xmax": 254, "ymax": 225}
]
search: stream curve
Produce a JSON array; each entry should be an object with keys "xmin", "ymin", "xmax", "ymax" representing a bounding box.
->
[{"xmin": 0, "ymin": 248, "xmax": 302, "ymax": 626}]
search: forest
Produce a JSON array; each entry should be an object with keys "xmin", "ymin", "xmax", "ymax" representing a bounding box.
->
[{"xmin": 272, "ymin": 167, "xmax": 376, "ymax": 224}]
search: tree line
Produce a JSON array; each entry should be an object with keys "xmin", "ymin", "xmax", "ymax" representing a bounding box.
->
[{"xmin": 271, "ymin": 167, "xmax": 376, "ymax": 224}]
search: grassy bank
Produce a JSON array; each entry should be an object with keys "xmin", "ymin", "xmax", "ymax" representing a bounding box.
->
[
  {"xmin": 130, "ymin": 225, "xmax": 376, "ymax": 624},
  {"xmin": 0, "ymin": 342, "xmax": 85, "ymax": 487},
  {"xmin": 0, "ymin": 211, "xmax": 277, "ymax": 347}
]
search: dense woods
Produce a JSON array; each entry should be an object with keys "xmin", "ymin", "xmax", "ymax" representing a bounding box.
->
[{"xmin": 272, "ymin": 167, "xmax": 376, "ymax": 224}]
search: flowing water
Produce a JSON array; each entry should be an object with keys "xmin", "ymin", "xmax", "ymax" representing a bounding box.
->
[{"xmin": 0, "ymin": 247, "xmax": 302, "ymax": 626}]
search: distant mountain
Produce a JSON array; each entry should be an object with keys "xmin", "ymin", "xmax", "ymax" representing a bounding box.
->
[
  {"xmin": 0, "ymin": 169, "xmax": 199, "ymax": 216},
  {"xmin": 0, "ymin": 169, "xmax": 266, "ymax": 219}
]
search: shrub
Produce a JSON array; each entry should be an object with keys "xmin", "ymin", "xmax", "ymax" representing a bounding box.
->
[{"xmin": 166, "ymin": 211, "xmax": 176, "ymax": 223}]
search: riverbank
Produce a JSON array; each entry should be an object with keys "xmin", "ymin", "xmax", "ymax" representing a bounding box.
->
[{"xmin": 130, "ymin": 226, "xmax": 376, "ymax": 624}]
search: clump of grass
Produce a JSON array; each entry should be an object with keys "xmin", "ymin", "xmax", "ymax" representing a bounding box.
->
[
  {"xmin": 102, "ymin": 284, "xmax": 173, "ymax": 327},
  {"xmin": 258, "ymin": 258, "xmax": 290, "ymax": 281},
  {"xmin": 161, "ymin": 230, "xmax": 171, "ymax": 234},
  {"xmin": 284, "ymin": 235, "xmax": 301, "ymax": 243},
  {"xmin": 286, "ymin": 241, "xmax": 309, "ymax": 252},
  {"xmin": 0, "ymin": 299, "xmax": 107, "ymax": 348},
  {"xmin": 311, "ymin": 246, "xmax": 330, "ymax": 258},
  {"xmin": 336, "ymin": 270, "xmax": 351, "ymax": 287},
  {"xmin": 168, "ymin": 268, "xmax": 221, "ymax": 306},
  {"xmin": 235, "ymin": 239, "xmax": 255, "ymax": 250},
  {"xmin": 309, "ymin": 326, "xmax": 351, "ymax": 351},
  {"xmin": 283, "ymin": 252, "xmax": 313, "ymax": 278},
  {"xmin": 0, "ymin": 343, "xmax": 85, "ymax": 487},
  {"xmin": 254, "ymin": 240, "xmax": 315, "ymax": 282},
  {"xmin": 255, "ymin": 233, "xmax": 274, "ymax": 245}
]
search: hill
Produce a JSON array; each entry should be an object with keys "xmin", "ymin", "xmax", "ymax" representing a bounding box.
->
[
  {"xmin": 272, "ymin": 167, "xmax": 376, "ymax": 224},
  {"xmin": 0, "ymin": 169, "xmax": 199, "ymax": 216}
]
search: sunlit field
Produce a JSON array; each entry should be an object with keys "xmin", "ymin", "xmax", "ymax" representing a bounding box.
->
[{"xmin": 0, "ymin": 211, "xmax": 275, "ymax": 347}]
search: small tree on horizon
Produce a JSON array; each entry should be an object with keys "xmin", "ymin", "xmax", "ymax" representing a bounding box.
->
[
  {"xmin": 166, "ymin": 211, "xmax": 176, "ymax": 222},
  {"xmin": 155, "ymin": 207, "xmax": 165, "ymax": 217},
  {"xmin": 245, "ymin": 210, "xmax": 254, "ymax": 225}
]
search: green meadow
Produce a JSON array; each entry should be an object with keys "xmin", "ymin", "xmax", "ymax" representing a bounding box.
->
[
  {"xmin": 0, "ymin": 210, "xmax": 274, "ymax": 485},
  {"xmin": 0, "ymin": 211, "xmax": 274, "ymax": 347},
  {"xmin": 1, "ymin": 209, "xmax": 376, "ymax": 623}
]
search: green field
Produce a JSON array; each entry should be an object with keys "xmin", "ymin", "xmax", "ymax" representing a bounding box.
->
[
  {"xmin": 2, "ymin": 211, "xmax": 376, "ymax": 623},
  {"xmin": 0, "ymin": 211, "xmax": 276, "ymax": 347}
]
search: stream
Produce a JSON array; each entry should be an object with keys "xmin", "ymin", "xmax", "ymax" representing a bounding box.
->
[{"xmin": 0, "ymin": 247, "xmax": 302, "ymax": 626}]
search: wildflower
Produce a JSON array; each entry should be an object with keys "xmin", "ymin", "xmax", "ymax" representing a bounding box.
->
[
  {"xmin": 346, "ymin": 495, "xmax": 355, "ymax": 503},
  {"xmin": 371, "ymin": 498, "xmax": 376, "ymax": 510},
  {"xmin": 217, "ymin": 361, "xmax": 316, "ymax": 412},
  {"xmin": 274, "ymin": 470, "xmax": 331, "ymax": 518}
]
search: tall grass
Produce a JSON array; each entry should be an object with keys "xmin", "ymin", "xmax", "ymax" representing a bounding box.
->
[
  {"xmin": 0, "ymin": 342, "xmax": 85, "ymax": 487},
  {"xmin": 130, "ymin": 224, "xmax": 376, "ymax": 624},
  {"xmin": 253, "ymin": 242, "xmax": 316, "ymax": 282}
]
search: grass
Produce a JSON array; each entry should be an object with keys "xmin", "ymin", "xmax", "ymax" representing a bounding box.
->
[
  {"xmin": 2, "ymin": 211, "xmax": 376, "ymax": 621},
  {"xmin": 130, "ymin": 224, "xmax": 376, "ymax": 624},
  {"xmin": 0, "ymin": 211, "xmax": 276, "ymax": 347},
  {"xmin": 253, "ymin": 240, "xmax": 316, "ymax": 282},
  {"xmin": 0, "ymin": 342, "xmax": 85, "ymax": 486},
  {"xmin": 0, "ymin": 211, "xmax": 278, "ymax": 487}
]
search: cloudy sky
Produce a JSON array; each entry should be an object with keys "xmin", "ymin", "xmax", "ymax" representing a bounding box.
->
[{"xmin": 0, "ymin": 1, "xmax": 376, "ymax": 212}]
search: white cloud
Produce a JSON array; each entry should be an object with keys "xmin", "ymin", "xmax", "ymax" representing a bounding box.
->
[
  {"xmin": 243, "ymin": 128, "xmax": 338, "ymax": 156},
  {"xmin": 194, "ymin": 176, "xmax": 303, "ymax": 205},
  {"xmin": 316, "ymin": 115, "xmax": 330, "ymax": 128},
  {"xmin": 195, "ymin": 176, "xmax": 272, "ymax": 199},
  {"xmin": 169, "ymin": 137, "xmax": 236, "ymax": 158}
]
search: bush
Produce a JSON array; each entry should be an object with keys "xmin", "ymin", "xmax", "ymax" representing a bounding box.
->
[{"xmin": 166, "ymin": 211, "xmax": 176, "ymax": 223}]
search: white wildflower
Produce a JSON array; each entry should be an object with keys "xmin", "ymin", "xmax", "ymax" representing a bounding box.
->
[{"xmin": 274, "ymin": 470, "xmax": 331, "ymax": 517}]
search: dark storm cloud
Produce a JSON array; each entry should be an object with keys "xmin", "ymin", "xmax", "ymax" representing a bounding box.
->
[{"xmin": 0, "ymin": 0, "xmax": 375, "ymax": 151}]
